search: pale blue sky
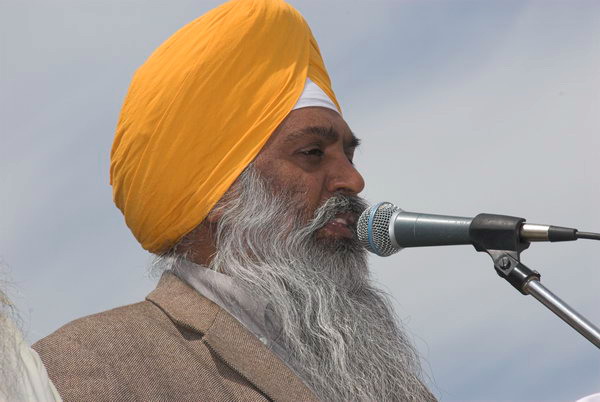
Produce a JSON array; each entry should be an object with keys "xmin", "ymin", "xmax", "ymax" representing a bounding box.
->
[{"xmin": 1, "ymin": 1, "xmax": 599, "ymax": 401}]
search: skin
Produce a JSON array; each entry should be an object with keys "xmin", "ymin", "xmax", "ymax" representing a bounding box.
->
[{"xmin": 186, "ymin": 106, "xmax": 365, "ymax": 266}]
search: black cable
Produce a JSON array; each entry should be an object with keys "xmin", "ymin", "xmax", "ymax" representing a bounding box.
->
[{"xmin": 576, "ymin": 231, "xmax": 600, "ymax": 241}]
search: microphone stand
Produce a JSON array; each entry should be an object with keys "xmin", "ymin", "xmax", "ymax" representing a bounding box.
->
[{"xmin": 469, "ymin": 214, "xmax": 600, "ymax": 349}]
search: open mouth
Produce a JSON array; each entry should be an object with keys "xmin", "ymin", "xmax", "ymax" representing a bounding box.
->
[{"xmin": 320, "ymin": 212, "xmax": 357, "ymax": 239}]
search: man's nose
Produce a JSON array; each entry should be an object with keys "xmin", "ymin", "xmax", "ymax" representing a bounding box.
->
[{"xmin": 327, "ymin": 157, "xmax": 365, "ymax": 195}]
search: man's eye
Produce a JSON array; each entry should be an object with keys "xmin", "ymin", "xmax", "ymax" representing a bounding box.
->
[{"xmin": 301, "ymin": 148, "xmax": 324, "ymax": 157}]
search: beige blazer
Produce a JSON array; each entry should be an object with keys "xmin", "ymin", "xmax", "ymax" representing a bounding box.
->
[{"xmin": 33, "ymin": 273, "xmax": 318, "ymax": 401}]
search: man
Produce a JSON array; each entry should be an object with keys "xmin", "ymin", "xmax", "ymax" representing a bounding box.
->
[{"xmin": 34, "ymin": 0, "xmax": 435, "ymax": 400}]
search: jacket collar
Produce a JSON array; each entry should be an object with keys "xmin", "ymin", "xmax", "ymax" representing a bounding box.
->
[{"xmin": 146, "ymin": 272, "xmax": 319, "ymax": 402}]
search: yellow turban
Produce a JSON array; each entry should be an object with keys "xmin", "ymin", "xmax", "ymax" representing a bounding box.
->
[{"xmin": 110, "ymin": 0, "xmax": 340, "ymax": 254}]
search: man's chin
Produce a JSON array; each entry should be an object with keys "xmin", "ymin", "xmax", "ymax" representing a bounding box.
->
[{"xmin": 314, "ymin": 228, "xmax": 362, "ymax": 253}]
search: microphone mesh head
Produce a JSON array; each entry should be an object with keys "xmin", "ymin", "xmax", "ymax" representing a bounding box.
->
[{"xmin": 357, "ymin": 202, "xmax": 402, "ymax": 256}]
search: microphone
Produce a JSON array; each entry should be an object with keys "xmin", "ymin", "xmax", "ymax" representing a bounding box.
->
[{"xmin": 357, "ymin": 202, "xmax": 581, "ymax": 256}]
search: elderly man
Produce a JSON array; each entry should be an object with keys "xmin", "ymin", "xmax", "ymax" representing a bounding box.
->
[{"xmin": 34, "ymin": 0, "xmax": 435, "ymax": 400}]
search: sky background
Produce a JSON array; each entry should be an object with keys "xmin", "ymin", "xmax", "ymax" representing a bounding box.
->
[{"xmin": 1, "ymin": 1, "xmax": 599, "ymax": 401}]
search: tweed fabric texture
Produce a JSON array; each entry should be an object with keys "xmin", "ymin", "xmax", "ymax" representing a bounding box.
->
[{"xmin": 33, "ymin": 273, "xmax": 318, "ymax": 401}]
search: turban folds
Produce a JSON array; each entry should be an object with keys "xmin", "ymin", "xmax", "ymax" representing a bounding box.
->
[{"xmin": 110, "ymin": 0, "xmax": 340, "ymax": 253}]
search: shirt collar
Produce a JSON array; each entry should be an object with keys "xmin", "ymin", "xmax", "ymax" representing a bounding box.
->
[{"xmin": 174, "ymin": 261, "xmax": 289, "ymax": 361}]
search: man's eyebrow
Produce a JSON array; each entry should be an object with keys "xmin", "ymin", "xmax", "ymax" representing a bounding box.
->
[{"xmin": 284, "ymin": 125, "xmax": 361, "ymax": 148}]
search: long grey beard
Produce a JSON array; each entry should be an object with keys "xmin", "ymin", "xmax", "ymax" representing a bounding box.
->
[{"xmin": 173, "ymin": 165, "xmax": 435, "ymax": 401}]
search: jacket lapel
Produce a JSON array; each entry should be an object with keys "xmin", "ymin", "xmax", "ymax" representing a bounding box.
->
[{"xmin": 147, "ymin": 272, "xmax": 319, "ymax": 402}]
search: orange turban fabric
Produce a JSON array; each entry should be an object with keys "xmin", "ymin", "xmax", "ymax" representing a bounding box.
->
[{"xmin": 110, "ymin": 0, "xmax": 340, "ymax": 254}]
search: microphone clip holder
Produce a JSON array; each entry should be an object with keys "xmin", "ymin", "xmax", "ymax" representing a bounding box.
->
[{"xmin": 468, "ymin": 213, "xmax": 600, "ymax": 348}]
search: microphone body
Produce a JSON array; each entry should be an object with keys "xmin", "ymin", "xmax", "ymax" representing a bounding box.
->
[
  {"xmin": 390, "ymin": 211, "xmax": 472, "ymax": 248},
  {"xmin": 357, "ymin": 202, "xmax": 578, "ymax": 257}
]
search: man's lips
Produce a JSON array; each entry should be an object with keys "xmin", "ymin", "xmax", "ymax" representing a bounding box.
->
[{"xmin": 319, "ymin": 212, "xmax": 357, "ymax": 239}]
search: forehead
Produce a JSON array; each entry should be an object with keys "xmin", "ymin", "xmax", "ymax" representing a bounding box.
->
[{"xmin": 266, "ymin": 106, "xmax": 356, "ymax": 146}]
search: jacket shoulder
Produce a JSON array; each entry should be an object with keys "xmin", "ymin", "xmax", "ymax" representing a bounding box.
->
[
  {"xmin": 32, "ymin": 301, "xmax": 180, "ymax": 401},
  {"xmin": 32, "ymin": 299, "xmax": 268, "ymax": 401},
  {"xmin": 34, "ymin": 300, "xmax": 173, "ymax": 354}
]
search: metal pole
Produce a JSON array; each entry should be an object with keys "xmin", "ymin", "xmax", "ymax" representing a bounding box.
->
[{"xmin": 524, "ymin": 279, "xmax": 600, "ymax": 349}]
